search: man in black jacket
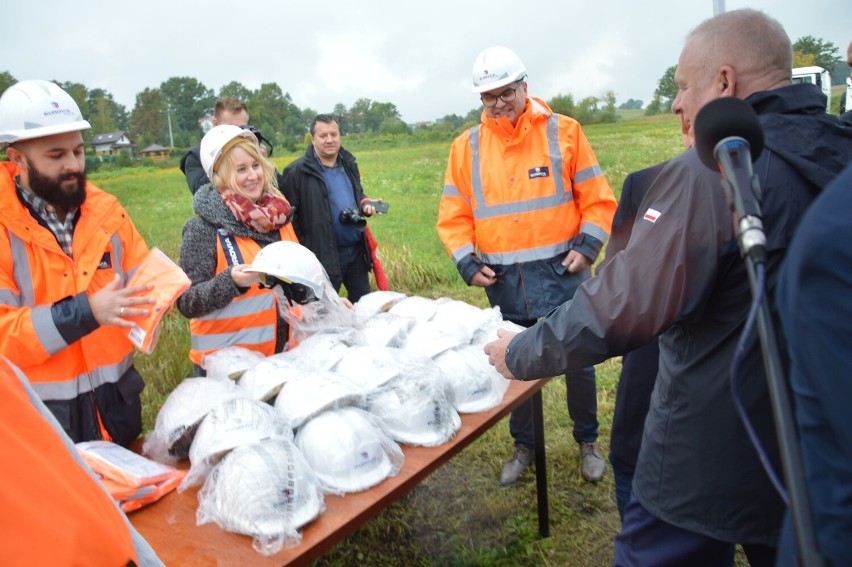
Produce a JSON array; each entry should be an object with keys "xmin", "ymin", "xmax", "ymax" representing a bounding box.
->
[
  {"xmin": 485, "ymin": 9, "xmax": 852, "ymax": 565},
  {"xmin": 280, "ymin": 115, "xmax": 382, "ymax": 303},
  {"xmin": 179, "ymin": 97, "xmax": 250, "ymax": 194}
]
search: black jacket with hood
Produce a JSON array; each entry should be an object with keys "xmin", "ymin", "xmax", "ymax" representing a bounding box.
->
[
  {"xmin": 505, "ymin": 84, "xmax": 852, "ymax": 545},
  {"xmin": 279, "ymin": 145, "xmax": 372, "ymax": 286}
]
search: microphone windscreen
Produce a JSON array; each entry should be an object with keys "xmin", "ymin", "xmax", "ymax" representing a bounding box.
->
[{"xmin": 694, "ymin": 97, "xmax": 764, "ymax": 171}]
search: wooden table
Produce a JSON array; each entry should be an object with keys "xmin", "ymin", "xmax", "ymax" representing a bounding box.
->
[{"xmin": 130, "ymin": 378, "xmax": 551, "ymax": 566}]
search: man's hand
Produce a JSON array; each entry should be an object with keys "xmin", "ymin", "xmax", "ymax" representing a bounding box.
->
[
  {"xmin": 89, "ymin": 275, "xmax": 155, "ymax": 328},
  {"xmin": 470, "ymin": 265, "xmax": 497, "ymax": 287},
  {"xmin": 484, "ymin": 327, "xmax": 518, "ymax": 380},
  {"xmin": 562, "ymin": 250, "xmax": 591, "ymax": 273}
]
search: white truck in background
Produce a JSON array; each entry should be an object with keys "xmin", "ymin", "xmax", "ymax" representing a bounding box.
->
[{"xmin": 792, "ymin": 66, "xmax": 832, "ymax": 113}]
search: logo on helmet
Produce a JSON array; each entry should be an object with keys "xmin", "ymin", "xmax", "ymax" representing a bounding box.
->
[{"xmin": 50, "ymin": 102, "xmax": 60, "ymax": 109}]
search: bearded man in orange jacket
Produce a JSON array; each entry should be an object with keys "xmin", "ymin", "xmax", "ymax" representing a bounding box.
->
[
  {"xmin": 0, "ymin": 80, "xmax": 154, "ymax": 446},
  {"xmin": 437, "ymin": 47, "xmax": 617, "ymax": 485}
]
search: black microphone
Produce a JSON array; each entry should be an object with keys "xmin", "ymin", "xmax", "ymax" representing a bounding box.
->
[{"xmin": 694, "ymin": 96, "xmax": 767, "ymax": 263}]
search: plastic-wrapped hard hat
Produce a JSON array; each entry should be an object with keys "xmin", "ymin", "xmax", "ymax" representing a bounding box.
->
[
  {"xmin": 431, "ymin": 299, "xmax": 501, "ymax": 345},
  {"xmin": 332, "ymin": 345, "xmax": 435, "ymax": 392},
  {"xmin": 203, "ymin": 346, "xmax": 266, "ymax": 381},
  {"xmin": 387, "ymin": 295, "xmax": 443, "ymax": 322},
  {"xmin": 0, "ymin": 80, "xmax": 91, "ymax": 143},
  {"xmin": 353, "ymin": 290, "xmax": 407, "ymax": 320},
  {"xmin": 469, "ymin": 310, "xmax": 526, "ymax": 347},
  {"xmin": 366, "ymin": 375, "xmax": 461, "ymax": 447},
  {"xmin": 471, "ymin": 46, "xmax": 527, "ymax": 94},
  {"xmin": 399, "ymin": 319, "xmax": 468, "ymax": 359},
  {"xmin": 199, "ymin": 124, "xmax": 258, "ymax": 182},
  {"xmin": 196, "ymin": 438, "xmax": 324, "ymax": 556},
  {"xmin": 181, "ymin": 398, "xmax": 293, "ymax": 491},
  {"xmin": 274, "ymin": 370, "xmax": 365, "ymax": 429},
  {"xmin": 433, "ymin": 345, "xmax": 510, "ymax": 413},
  {"xmin": 286, "ymin": 327, "xmax": 363, "ymax": 371},
  {"xmin": 237, "ymin": 353, "xmax": 303, "ymax": 402},
  {"xmin": 360, "ymin": 312, "xmax": 415, "ymax": 348},
  {"xmin": 142, "ymin": 378, "xmax": 248, "ymax": 464},
  {"xmin": 245, "ymin": 241, "xmax": 331, "ymax": 304},
  {"xmin": 295, "ymin": 407, "xmax": 403, "ymax": 495}
]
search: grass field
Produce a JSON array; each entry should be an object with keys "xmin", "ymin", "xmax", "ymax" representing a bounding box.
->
[{"xmin": 94, "ymin": 113, "xmax": 687, "ymax": 566}]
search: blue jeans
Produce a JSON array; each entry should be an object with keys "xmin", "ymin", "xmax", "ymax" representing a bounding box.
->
[
  {"xmin": 610, "ymin": 453, "xmax": 634, "ymax": 523},
  {"xmin": 509, "ymin": 365, "xmax": 598, "ymax": 447},
  {"xmin": 333, "ymin": 244, "xmax": 370, "ymax": 303},
  {"xmin": 614, "ymin": 496, "xmax": 774, "ymax": 566}
]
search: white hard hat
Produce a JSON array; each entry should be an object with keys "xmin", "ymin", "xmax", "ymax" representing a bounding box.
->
[
  {"xmin": 196, "ymin": 438, "xmax": 324, "ymax": 555},
  {"xmin": 199, "ymin": 124, "xmax": 258, "ymax": 181},
  {"xmin": 246, "ymin": 241, "xmax": 331, "ymax": 303},
  {"xmin": 141, "ymin": 377, "xmax": 247, "ymax": 464},
  {"xmin": 181, "ymin": 398, "xmax": 293, "ymax": 491},
  {"xmin": 0, "ymin": 80, "xmax": 91, "ymax": 143},
  {"xmin": 434, "ymin": 345, "xmax": 509, "ymax": 413},
  {"xmin": 471, "ymin": 46, "xmax": 527, "ymax": 94},
  {"xmin": 366, "ymin": 375, "xmax": 461, "ymax": 447},
  {"xmin": 295, "ymin": 407, "xmax": 403, "ymax": 494},
  {"xmin": 274, "ymin": 371, "xmax": 365, "ymax": 429}
]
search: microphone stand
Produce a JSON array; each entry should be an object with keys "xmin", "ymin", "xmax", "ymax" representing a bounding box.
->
[{"xmin": 718, "ymin": 142, "xmax": 825, "ymax": 567}]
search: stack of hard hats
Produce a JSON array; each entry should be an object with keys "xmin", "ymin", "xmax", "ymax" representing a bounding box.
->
[
  {"xmin": 142, "ymin": 378, "xmax": 248, "ymax": 464},
  {"xmin": 274, "ymin": 370, "xmax": 365, "ymax": 429},
  {"xmin": 295, "ymin": 407, "xmax": 403, "ymax": 495},
  {"xmin": 181, "ymin": 398, "xmax": 293, "ymax": 491},
  {"xmin": 366, "ymin": 375, "xmax": 461, "ymax": 447},
  {"xmin": 237, "ymin": 353, "xmax": 302, "ymax": 402},
  {"xmin": 196, "ymin": 438, "xmax": 324, "ymax": 556},
  {"xmin": 202, "ymin": 346, "xmax": 266, "ymax": 381}
]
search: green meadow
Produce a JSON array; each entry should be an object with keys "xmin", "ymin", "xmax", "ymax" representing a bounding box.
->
[{"xmin": 95, "ymin": 112, "xmax": 687, "ymax": 566}]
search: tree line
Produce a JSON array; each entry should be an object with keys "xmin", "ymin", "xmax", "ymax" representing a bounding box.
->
[{"xmin": 1, "ymin": 36, "xmax": 840, "ymax": 151}]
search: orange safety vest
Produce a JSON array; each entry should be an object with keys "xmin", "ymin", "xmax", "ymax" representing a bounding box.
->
[
  {"xmin": 189, "ymin": 225, "xmax": 298, "ymax": 365},
  {"xmin": 437, "ymin": 97, "xmax": 616, "ymax": 267},
  {"xmin": 0, "ymin": 357, "xmax": 138, "ymax": 566},
  {"xmin": 0, "ymin": 162, "xmax": 150, "ymax": 441}
]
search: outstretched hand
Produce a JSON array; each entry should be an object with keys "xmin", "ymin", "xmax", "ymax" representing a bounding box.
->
[
  {"xmin": 89, "ymin": 275, "xmax": 155, "ymax": 328},
  {"xmin": 484, "ymin": 327, "xmax": 518, "ymax": 380}
]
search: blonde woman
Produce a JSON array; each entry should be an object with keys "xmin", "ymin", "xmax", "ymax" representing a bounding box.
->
[{"xmin": 176, "ymin": 125, "xmax": 298, "ymax": 375}]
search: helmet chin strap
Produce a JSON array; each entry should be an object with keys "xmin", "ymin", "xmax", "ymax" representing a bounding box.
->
[{"xmin": 264, "ymin": 275, "xmax": 318, "ymax": 305}]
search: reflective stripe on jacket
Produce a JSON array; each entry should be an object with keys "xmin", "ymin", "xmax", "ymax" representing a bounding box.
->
[
  {"xmin": 189, "ymin": 226, "xmax": 296, "ymax": 365},
  {"xmin": 437, "ymin": 97, "xmax": 616, "ymax": 318},
  {"xmin": 0, "ymin": 356, "xmax": 140, "ymax": 566},
  {"xmin": 0, "ymin": 162, "xmax": 148, "ymax": 402}
]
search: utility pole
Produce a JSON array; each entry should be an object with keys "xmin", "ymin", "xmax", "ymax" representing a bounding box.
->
[
  {"xmin": 166, "ymin": 105, "xmax": 174, "ymax": 148},
  {"xmin": 713, "ymin": 0, "xmax": 725, "ymax": 15}
]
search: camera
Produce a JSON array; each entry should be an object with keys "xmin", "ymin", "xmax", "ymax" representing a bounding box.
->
[
  {"xmin": 240, "ymin": 124, "xmax": 274, "ymax": 157},
  {"xmin": 339, "ymin": 208, "xmax": 367, "ymax": 229}
]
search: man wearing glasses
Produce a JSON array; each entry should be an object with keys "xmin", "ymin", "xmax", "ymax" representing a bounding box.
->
[{"xmin": 437, "ymin": 46, "xmax": 617, "ymax": 486}]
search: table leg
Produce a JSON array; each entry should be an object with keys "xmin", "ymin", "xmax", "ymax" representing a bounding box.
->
[{"xmin": 531, "ymin": 390, "xmax": 550, "ymax": 537}]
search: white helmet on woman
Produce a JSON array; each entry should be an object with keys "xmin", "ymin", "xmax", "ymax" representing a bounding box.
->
[
  {"xmin": 199, "ymin": 124, "xmax": 258, "ymax": 181},
  {"xmin": 246, "ymin": 241, "xmax": 331, "ymax": 303},
  {"xmin": 471, "ymin": 46, "xmax": 527, "ymax": 94},
  {"xmin": 0, "ymin": 80, "xmax": 91, "ymax": 143}
]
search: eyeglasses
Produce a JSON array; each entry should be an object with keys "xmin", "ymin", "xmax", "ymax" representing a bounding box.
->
[{"xmin": 480, "ymin": 81, "xmax": 524, "ymax": 107}]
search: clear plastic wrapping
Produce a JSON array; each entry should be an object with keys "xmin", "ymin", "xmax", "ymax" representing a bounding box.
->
[
  {"xmin": 196, "ymin": 438, "xmax": 324, "ymax": 556},
  {"xmin": 294, "ymin": 407, "xmax": 404, "ymax": 495}
]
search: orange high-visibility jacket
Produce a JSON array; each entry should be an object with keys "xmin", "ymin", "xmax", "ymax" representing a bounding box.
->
[
  {"xmin": 0, "ymin": 162, "xmax": 150, "ymax": 440},
  {"xmin": 189, "ymin": 226, "xmax": 298, "ymax": 366},
  {"xmin": 437, "ymin": 97, "xmax": 616, "ymax": 319},
  {"xmin": 0, "ymin": 357, "xmax": 140, "ymax": 565}
]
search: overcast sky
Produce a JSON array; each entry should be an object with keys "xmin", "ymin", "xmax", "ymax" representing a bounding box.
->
[{"xmin": 3, "ymin": 1, "xmax": 849, "ymax": 124}]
